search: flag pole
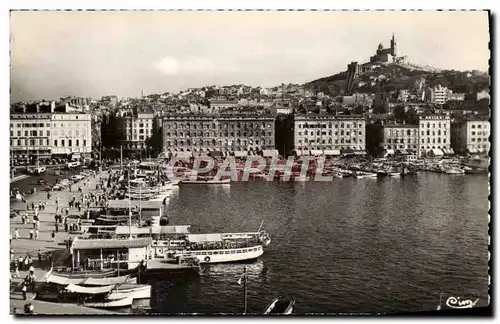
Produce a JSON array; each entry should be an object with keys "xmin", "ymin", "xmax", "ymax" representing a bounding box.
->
[{"xmin": 243, "ymin": 265, "xmax": 248, "ymax": 314}]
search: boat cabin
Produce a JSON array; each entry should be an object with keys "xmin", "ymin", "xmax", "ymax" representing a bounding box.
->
[{"xmin": 70, "ymin": 237, "xmax": 152, "ymax": 270}]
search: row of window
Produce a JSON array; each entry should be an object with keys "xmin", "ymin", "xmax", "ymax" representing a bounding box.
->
[
  {"xmin": 126, "ymin": 129, "xmax": 151, "ymax": 135},
  {"xmin": 53, "ymin": 139, "xmax": 87, "ymax": 147},
  {"xmin": 10, "ymin": 123, "xmax": 50, "ymax": 128},
  {"xmin": 386, "ymin": 139, "xmax": 419, "ymax": 144},
  {"xmin": 165, "ymin": 139, "xmax": 273, "ymax": 146},
  {"xmin": 388, "ymin": 130, "xmax": 419, "ymax": 136},
  {"xmin": 297, "ymin": 123, "xmax": 364, "ymax": 129},
  {"xmin": 386, "ymin": 145, "xmax": 418, "ymax": 149},
  {"xmin": 164, "ymin": 123, "xmax": 272, "ymax": 130},
  {"xmin": 471, "ymin": 131, "xmax": 489, "ymax": 136},
  {"xmin": 298, "ymin": 130, "xmax": 363, "ymax": 136},
  {"xmin": 420, "ymin": 122, "xmax": 450, "ymax": 129},
  {"xmin": 296, "ymin": 145, "xmax": 364, "ymax": 150},
  {"xmin": 125, "ymin": 135, "xmax": 146, "ymax": 141},
  {"xmin": 11, "ymin": 130, "xmax": 50, "ymax": 137},
  {"xmin": 471, "ymin": 124, "xmax": 486, "ymax": 129},
  {"xmin": 471, "ymin": 138, "xmax": 489, "ymax": 142},
  {"xmin": 12, "ymin": 139, "xmax": 50, "ymax": 146},
  {"xmin": 165, "ymin": 131, "xmax": 272, "ymax": 138},
  {"xmin": 298, "ymin": 138, "xmax": 364, "ymax": 144},
  {"xmin": 183, "ymin": 246, "xmax": 262, "ymax": 256}
]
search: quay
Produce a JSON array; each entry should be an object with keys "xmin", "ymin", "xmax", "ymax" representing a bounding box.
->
[{"xmin": 9, "ymin": 167, "xmax": 115, "ymax": 315}]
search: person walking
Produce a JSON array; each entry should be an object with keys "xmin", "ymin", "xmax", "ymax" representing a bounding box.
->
[
  {"xmin": 21, "ymin": 283, "xmax": 27, "ymax": 300},
  {"xmin": 38, "ymin": 250, "xmax": 42, "ymax": 262},
  {"xmin": 13, "ymin": 263, "xmax": 20, "ymax": 278},
  {"xmin": 51, "ymin": 231, "xmax": 56, "ymax": 242},
  {"xmin": 32, "ymin": 218, "xmax": 37, "ymax": 229},
  {"xmin": 55, "ymin": 223, "xmax": 59, "ymax": 233},
  {"xmin": 35, "ymin": 229, "xmax": 39, "ymax": 240},
  {"xmin": 21, "ymin": 213, "xmax": 26, "ymax": 225},
  {"xmin": 14, "ymin": 228, "xmax": 19, "ymax": 240},
  {"xmin": 29, "ymin": 229, "xmax": 34, "ymax": 240}
]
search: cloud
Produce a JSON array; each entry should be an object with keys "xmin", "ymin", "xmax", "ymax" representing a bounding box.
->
[{"xmin": 153, "ymin": 56, "xmax": 216, "ymax": 75}]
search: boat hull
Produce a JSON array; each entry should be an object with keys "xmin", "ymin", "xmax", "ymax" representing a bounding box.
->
[
  {"xmin": 107, "ymin": 285, "xmax": 151, "ymax": 300},
  {"xmin": 84, "ymin": 296, "xmax": 134, "ymax": 309},
  {"xmin": 163, "ymin": 246, "xmax": 264, "ymax": 264}
]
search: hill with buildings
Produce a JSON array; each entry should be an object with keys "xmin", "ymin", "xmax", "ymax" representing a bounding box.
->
[{"xmin": 304, "ymin": 33, "xmax": 489, "ymax": 98}]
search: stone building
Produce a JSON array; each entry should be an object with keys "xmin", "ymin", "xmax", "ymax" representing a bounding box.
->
[
  {"xmin": 451, "ymin": 117, "xmax": 490, "ymax": 155},
  {"xmin": 161, "ymin": 114, "xmax": 275, "ymax": 157},
  {"xmin": 293, "ymin": 114, "xmax": 366, "ymax": 156},
  {"xmin": 365, "ymin": 122, "xmax": 419, "ymax": 157},
  {"xmin": 116, "ymin": 110, "xmax": 155, "ymax": 155},
  {"xmin": 417, "ymin": 115, "xmax": 452, "ymax": 157}
]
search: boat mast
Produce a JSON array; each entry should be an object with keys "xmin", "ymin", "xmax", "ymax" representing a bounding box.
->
[
  {"xmin": 120, "ymin": 145, "xmax": 123, "ymax": 170},
  {"xmin": 258, "ymin": 220, "xmax": 265, "ymax": 233},
  {"xmin": 243, "ymin": 265, "xmax": 248, "ymax": 314},
  {"xmin": 128, "ymin": 164, "xmax": 132, "ymax": 240}
]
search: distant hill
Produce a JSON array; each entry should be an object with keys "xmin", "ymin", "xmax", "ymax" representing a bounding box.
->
[{"xmin": 304, "ymin": 63, "xmax": 490, "ymax": 97}]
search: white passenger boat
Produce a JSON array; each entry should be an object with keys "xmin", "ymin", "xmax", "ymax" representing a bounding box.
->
[{"xmin": 150, "ymin": 223, "xmax": 271, "ymax": 264}]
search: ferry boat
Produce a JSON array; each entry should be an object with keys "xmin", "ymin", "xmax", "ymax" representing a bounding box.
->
[{"xmin": 153, "ymin": 229, "xmax": 271, "ymax": 264}]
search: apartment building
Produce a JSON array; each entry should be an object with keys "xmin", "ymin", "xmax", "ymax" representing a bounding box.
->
[
  {"xmin": 417, "ymin": 115, "xmax": 451, "ymax": 157},
  {"xmin": 162, "ymin": 114, "xmax": 275, "ymax": 156},
  {"xmin": 51, "ymin": 112, "xmax": 92, "ymax": 158},
  {"xmin": 451, "ymin": 117, "xmax": 490, "ymax": 155},
  {"xmin": 116, "ymin": 110, "xmax": 155, "ymax": 152},
  {"xmin": 294, "ymin": 115, "xmax": 366, "ymax": 156}
]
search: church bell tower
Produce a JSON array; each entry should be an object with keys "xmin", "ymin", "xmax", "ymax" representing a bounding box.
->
[{"xmin": 390, "ymin": 33, "xmax": 397, "ymax": 57}]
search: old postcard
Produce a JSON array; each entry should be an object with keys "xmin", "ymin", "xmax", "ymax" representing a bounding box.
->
[{"xmin": 9, "ymin": 10, "xmax": 490, "ymax": 315}]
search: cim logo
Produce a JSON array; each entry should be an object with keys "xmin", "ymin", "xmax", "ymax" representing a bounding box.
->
[{"xmin": 445, "ymin": 296, "xmax": 479, "ymax": 309}]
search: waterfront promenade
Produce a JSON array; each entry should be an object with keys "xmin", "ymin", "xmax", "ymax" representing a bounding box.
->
[{"xmin": 9, "ymin": 168, "xmax": 118, "ymax": 315}]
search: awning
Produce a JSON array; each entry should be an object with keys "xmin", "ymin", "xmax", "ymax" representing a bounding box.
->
[
  {"xmin": 428, "ymin": 149, "xmax": 444, "ymax": 156},
  {"xmin": 324, "ymin": 149, "xmax": 341, "ymax": 156},
  {"xmin": 296, "ymin": 149, "xmax": 311, "ymax": 157},
  {"xmin": 384, "ymin": 149, "xmax": 395, "ymax": 156},
  {"xmin": 209, "ymin": 151, "xmax": 223, "ymax": 157},
  {"xmin": 397, "ymin": 149, "xmax": 409, "ymax": 155},
  {"xmin": 262, "ymin": 149, "xmax": 279, "ymax": 158},
  {"xmin": 444, "ymin": 148, "xmax": 455, "ymax": 155},
  {"xmin": 234, "ymin": 151, "xmax": 248, "ymax": 157},
  {"xmin": 115, "ymin": 225, "xmax": 191, "ymax": 236},
  {"xmin": 311, "ymin": 150, "xmax": 324, "ymax": 156},
  {"xmin": 341, "ymin": 148, "xmax": 354, "ymax": 154},
  {"xmin": 468, "ymin": 148, "xmax": 478, "ymax": 154},
  {"xmin": 187, "ymin": 233, "xmax": 223, "ymax": 243},
  {"xmin": 71, "ymin": 237, "xmax": 152, "ymax": 250},
  {"xmin": 64, "ymin": 283, "xmax": 116, "ymax": 295},
  {"xmin": 176, "ymin": 152, "xmax": 192, "ymax": 158},
  {"xmin": 354, "ymin": 151, "xmax": 367, "ymax": 155}
]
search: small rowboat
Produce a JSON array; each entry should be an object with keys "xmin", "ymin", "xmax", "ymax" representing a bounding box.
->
[{"xmin": 263, "ymin": 297, "xmax": 295, "ymax": 315}]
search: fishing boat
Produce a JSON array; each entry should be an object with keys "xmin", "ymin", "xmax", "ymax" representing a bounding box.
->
[
  {"xmin": 180, "ymin": 176, "xmax": 231, "ymax": 185},
  {"xmin": 463, "ymin": 166, "xmax": 488, "ymax": 174},
  {"xmin": 354, "ymin": 171, "xmax": 377, "ymax": 179},
  {"xmin": 263, "ymin": 298, "xmax": 295, "ymax": 315},
  {"xmin": 83, "ymin": 295, "xmax": 134, "ymax": 308},
  {"xmin": 445, "ymin": 167, "xmax": 465, "ymax": 175}
]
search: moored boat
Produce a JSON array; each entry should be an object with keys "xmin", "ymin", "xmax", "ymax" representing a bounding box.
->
[
  {"xmin": 180, "ymin": 177, "xmax": 231, "ymax": 185},
  {"xmin": 263, "ymin": 298, "xmax": 295, "ymax": 315}
]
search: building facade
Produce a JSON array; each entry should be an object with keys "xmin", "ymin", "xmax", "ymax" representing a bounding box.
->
[
  {"xmin": 116, "ymin": 111, "xmax": 155, "ymax": 152},
  {"xmin": 294, "ymin": 115, "xmax": 366, "ymax": 155},
  {"xmin": 425, "ymin": 84, "xmax": 449, "ymax": 105},
  {"xmin": 162, "ymin": 114, "xmax": 275, "ymax": 155},
  {"xmin": 368, "ymin": 123, "xmax": 419, "ymax": 156},
  {"xmin": 51, "ymin": 112, "xmax": 92, "ymax": 157},
  {"xmin": 10, "ymin": 113, "xmax": 53, "ymax": 161},
  {"xmin": 451, "ymin": 117, "xmax": 490, "ymax": 155},
  {"xmin": 417, "ymin": 115, "xmax": 451, "ymax": 156}
]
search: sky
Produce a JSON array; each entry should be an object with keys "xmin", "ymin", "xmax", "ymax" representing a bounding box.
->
[{"xmin": 10, "ymin": 10, "xmax": 490, "ymax": 102}]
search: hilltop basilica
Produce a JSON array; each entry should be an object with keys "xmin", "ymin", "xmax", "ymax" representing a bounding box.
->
[{"xmin": 369, "ymin": 33, "xmax": 407, "ymax": 64}]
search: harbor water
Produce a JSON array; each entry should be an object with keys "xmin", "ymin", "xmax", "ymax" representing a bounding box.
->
[
  {"xmin": 11, "ymin": 172, "xmax": 489, "ymax": 314},
  {"xmin": 155, "ymin": 173, "xmax": 489, "ymax": 314}
]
